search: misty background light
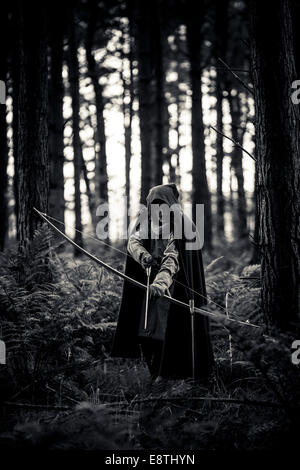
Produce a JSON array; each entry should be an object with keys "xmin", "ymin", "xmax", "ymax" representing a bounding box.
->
[{"xmin": 6, "ymin": 24, "xmax": 255, "ymax": 243}]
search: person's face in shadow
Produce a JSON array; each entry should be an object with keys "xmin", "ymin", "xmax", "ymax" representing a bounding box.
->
[{"xmin": 151, "ymin": 199, "xmax": 165, "ymax": 224}]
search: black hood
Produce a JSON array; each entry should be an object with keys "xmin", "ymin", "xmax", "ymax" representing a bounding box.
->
[{"xmin": 146, "ymin": 183, "xmax": 179, "ymax": 207}]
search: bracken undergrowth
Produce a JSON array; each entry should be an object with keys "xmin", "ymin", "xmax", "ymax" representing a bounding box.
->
[{"xmin": 0, "ymin": 226, "xmax": 299, "ymax": 451}]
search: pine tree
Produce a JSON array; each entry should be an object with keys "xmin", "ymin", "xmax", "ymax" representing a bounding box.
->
[{"xmin": 250, "ymin": 0, "xmax": 300, "ymax": 328}]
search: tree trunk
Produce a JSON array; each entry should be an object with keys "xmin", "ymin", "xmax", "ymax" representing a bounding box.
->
[
  {"xmin": 186, "ymin": 1, "xmax": 212, "ymax": 250},
  {"xmin": 250, "ymin": 160, "xmax": 260, "ymax": 264},
  {"xmin": 81, "ymin": 146, "xmax": 96, "ymax": 225},
  {"xmin": 0, "ymin": 5, "xmax": 8, "ymax": 250},
  {"xmin": 16, "ymin": 2, "xmax": 49, "ymax": 246},
  {"xmin": 215, "ymin": 78, "xmax": 224, "ymax": 235},
  {"xmin": 214, "ymin": 0, "xmax": 228, "ymax": 236},
  {"xmin": 164, "ymin": 99, "xmax": 174, "ymax": 182},
  {"xmin": 67, "ymin": 10, "xmax": 83, "ymax": 253},
  {"xmin": 228, "ymin": 92, "xmax": 248, "ymax": 239},
  {"xmin": 173, "ymin": 30, "xmax": 183, "ymax": 189},
  {"xmin": 153, "ymin": 0, "xmax": 164, "ymax": 186},
  {"xmin": 11, "ymin": 3, "xmax": 19, "ymax": 231},
  {"xmin": 133, "ymin": 1, "xmax": 153, "ymax": 204},
  {"xmin": 121, "ymin": 26, "xmax": 134, "ymax": 231},
  {"xmin": 291, "ymin": 0, "xmax": 300, "ymax": 76},
  {"xmin": 85, "ymin": 9, "xmax": 108, "ymax": 207},
  {"xmin": 49, "ymin": 13, "xmax": 65, "ymax": 228},
  {"xmin": 250, "ymin": 0, "xmax": 300, "ymax": 329}
]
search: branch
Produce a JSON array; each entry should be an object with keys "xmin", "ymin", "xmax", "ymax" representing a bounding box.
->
[
  {"xmin": 218, "ymin": 57, "xmax": 254, "ymax": 95},
  {"xmin": 130, "ymin": 395, "xmax": 284, "ymax": 409},
  {"xmin": 3, "ymin": 401, "xmax": 70, "ymax": 411},
  {"xmin": 210, "ymin": 125, "xmax": 256, "ymax": 161},
  {"xmin": 216, "ymin": 67, "xmax": 250, "ymax": 74},
  {"xmin": 3, "ymin": 395, "xmax": 287, "ymax": 412}
]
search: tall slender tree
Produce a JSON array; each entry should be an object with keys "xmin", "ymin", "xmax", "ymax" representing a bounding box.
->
[
  {"xmin": 133, "ymin": 0, "xmax": 153, "ymax": 203},
  {"xmin": 80, "ymin": 145, "xmax": 96, "ymax": 224},
  {"xmin": 11, "ymin": 1, "xmax": 20, "ymax": 230},
  {"xmin": 153, "ymin": 0, "xmax": 164, "ymax": 185},
  {"xmin": 173, "ymin": 28, "xmax": 185, "ymax": 189},
  {"xmin": 291, "ymin": 0, "xmax": 300, "ymax": 77},
  {"xmin": 0, "ymin": 4, "xmax": 8, "ymax": 250},
  {"xmin": 85, "ymin": 0, "xmax": 108, "ymax": 206},
  {"xmin": 214, "ymin": 0, "xmax": 228, "ymax": 236},
  {"xmin": 120, "ymin": 22, "xmax": 134, "ymax": 230},
  {"xmin": 251, "ymin": 159, "xmax": 260, "ymax": 264},
  {"xmin": 48, "ymin": 5, "xmax": 65, "ymax": 227},
  {"xmin": 250, "ymin": 0, "xmax": 300, "ymax": 329},
  {"xmin": 67, "ymin": 8, "xmax": 83, "ymax": 252},
  {"xmin": 16, "ymin": 1, "xmax": 49, "ymax": 246},
  {"xmin": 228, "ymin": 92, "xmax": 248, "ymax": 239},
  {"xmin": 224, "ymin": 0, "xmax": 249, "ymax": 242},
  {"xmin": 186, "ymin": 0, "xmax": 212, "ymax": 250}
]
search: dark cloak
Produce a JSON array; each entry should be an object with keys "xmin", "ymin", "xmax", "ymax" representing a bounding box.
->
[{"xmin": 110, "ymin": 184, "xmax": 214, "ymax": 379}]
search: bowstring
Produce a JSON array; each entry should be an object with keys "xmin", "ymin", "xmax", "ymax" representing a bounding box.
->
[
  {"xmin": 41, "ymin": 212, "xmax": 247, "ymax": 323},
  {"xmin": 40, "ymin": 213, "xmax": 129, "ymax": 258}
]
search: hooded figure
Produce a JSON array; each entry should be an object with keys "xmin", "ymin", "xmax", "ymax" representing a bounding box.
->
[{"xmin": 111, "ymin": 183, "xmax": 214, "ymax": 380}]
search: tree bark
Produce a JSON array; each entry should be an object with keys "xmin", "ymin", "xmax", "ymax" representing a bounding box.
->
[
  {"xmin": 81, "ymin": 146, "xmax": 96, "ymax": 225},
  {"xmin": 250, "ymin": 159, "xmax": 260, "ymax": 264},
  {"xmin": 0, "ymin": 5, "xmax": 8, "ymax": 250},
  {"xmin": 291, "ymin": 0, "xmax": 300, "ymax": 76},
  {"xmin": 16, "ymin": 1, "xmax": 49, "ymax": 246},
  {"xmin": 121, "ymin": 25, "xmax": 134, "ymax": 231},
  {"xmin": 228, "ymin": 92, "xmax": 248, "ymax": 239},
  {"xmin": 186, "ymin": 1, "xmax": 212, "ymax": 250},
  {"xmin": 85, "ymin": 4, "xmax": 108, "ymax": 206},
  {"xmin": 153, "ymin": 0, "xmax": 164, "ymax": 186},
  {"xmin": 48, "ymin": 11, "xmax": 65, "ymax": 228},
  {"xmin": 163, "ymin": 98, "xmax": 173, "ymax": 182},
  {"xmin": 67, "ymin": 10, "xmax": 83, "ymax": 253},
  {"xmin": 214, "ymin": 0, "xmax": 228, "ymax": 236},
  {"xmin": 173, "ymin": 29, "xmax": 183, "ymax": 189},
  {"xmin": 133, "ymin": 1, "xmax": 153, "ymax": 204},
  {"xmin": 250, "ymin": 0, "xmax": 300, "ymax": 329},
  {"xmin": 11, "ymin": 2, "xmax": 20, "ymax": 231},
  {"xmin": 215, "ymin": 78, "xmax": 224, "ymax": 235}
]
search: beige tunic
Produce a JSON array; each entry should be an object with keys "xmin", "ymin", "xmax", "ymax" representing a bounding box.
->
[{"xmin": 127, "ymin": 229, "xmax": 180, "ymax": 340}]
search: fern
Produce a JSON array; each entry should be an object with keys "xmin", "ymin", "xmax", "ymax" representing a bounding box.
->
[{"xmin": 1, "ymin": 238, "xmax": 300, "ymax": 451}]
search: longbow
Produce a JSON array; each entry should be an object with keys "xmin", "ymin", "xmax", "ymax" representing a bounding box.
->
[{"xmin": 33, "ymin": 207, "xmax": 259, "ymax": 329}]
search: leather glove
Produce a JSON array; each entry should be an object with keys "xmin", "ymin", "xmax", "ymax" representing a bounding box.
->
[
  {"xmin": 149, "ymin": 270, "xmax": 173, "ymax": 298},
  {"xmin": 140, "ymin": 252, "xmax": 153, "ymax": 270}
]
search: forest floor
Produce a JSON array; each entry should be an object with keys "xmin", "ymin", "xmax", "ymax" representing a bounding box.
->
[{"xmin": 0, "ymin": 227, "xmax": 299, "ymax": 451}]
